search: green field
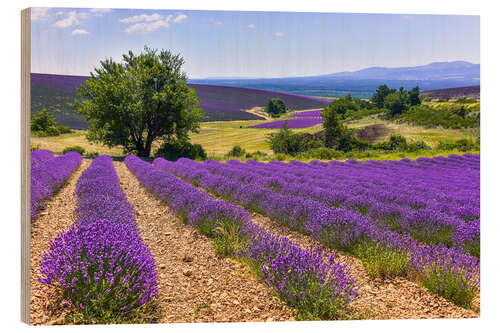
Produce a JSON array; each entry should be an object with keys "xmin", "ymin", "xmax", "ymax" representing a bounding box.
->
[{"xmin": 31, "ymin": 110, "xmax": 479, "ymax": 161}]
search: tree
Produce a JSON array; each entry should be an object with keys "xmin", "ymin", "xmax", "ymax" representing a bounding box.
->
[
  {"xmin": 322, "ymin": 103, "xmax": 350, "ymax": 148},
  {"xmin": 372, "ymin": 84, "xmax": 396, "ymax": 108},
  {"xmin": 265, "ymin": 98, "xmax": 287, "ymax": 117},
  {"xmin": 31, "ymin": 109, "xmax": 56, "ymax": 132},
  {"xmin": 384, "ymin": 87, "xmax": 410, "ymax": 117},
  {"xmin": 74, "ymin": 46, "xmax": 204, "ymax": 157},
  {"xmin": 409, "ymin": 86, "xmax": 421, "ymax": 106},
  {"xmin": 329, "ymin": 97, "xmax": 359, "ymax": 118},
  {"xmin": 268, "ymin": 122, "xmax": 307, "ymax": 156}
]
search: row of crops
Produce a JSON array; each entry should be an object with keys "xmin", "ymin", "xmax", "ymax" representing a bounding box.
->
[
  {"xmin": 31, "ymin": 150, "xmax": 81, "ymax": 219},
  {"xmin": 124, "ymin": 155, "xmax": 358, "ymax": 320},
  {"xmin": 152, "ymin": 154, "xmax": 480, "ymax": 308},
  {"xmin": 248, "ymin": 109, "xmax": 323, "ymax": 128},
  {"xmin": 31, "ymin": 149, "xmax": 480, "ymax": 323},
  {"xmin": 32, "ymin": 150, "xmax": 358, "ymax": 322}
]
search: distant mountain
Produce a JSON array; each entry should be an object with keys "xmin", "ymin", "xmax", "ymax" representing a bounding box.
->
[
  {"xmin": 321, "ymin": 61, "xmax": 479, "ymax": 81},
  {"xmin": 189, "ymin": 61, "xmax": 480, "ymax": 98}
]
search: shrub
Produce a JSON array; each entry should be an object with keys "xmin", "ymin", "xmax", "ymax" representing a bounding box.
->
[
  {"xmin": 297, "ymin": 147, "xmax": 340, "ymax": 160},
  {"xmin": 265, "ymin": 98, "xmax": 287, "ymax": 117},
  {"xmin": 227, "ymin": 145, "xmax": 246, "ymax": 157},
  {"xmin": 274, "ymin": 153, "xmax": 287, "ymax": 161},
  {"xmin": 455, "ymin": 97, "xmax": 477, "ymax": 104},
  {"xmin": 245, "ymin": 150, "xmax": 269, "ymax": 160},
  {"xmin": 56, "ymin": 125, "xmax": 72, "ymax": 134},
  {"xmin": 85, "ymin": 152, "xmax": 99, "ymax": 158},
  {"xmin": 373, "ymin": 135, "xmax": 408, "ymax": 151},
  {"xmin": 268, "ymin": 124, "xmax": 310, "ymax": 156},
  {"xmin": 154, "ymin": 140, "xmax": 207, "ymax": 161},
  {"xmin": 31, "ymin": 144, "xmax": 41, "ymax": 151},
  {"xmin": 31, "ymin": 109, "xmax": 56, "ymax": 132},
  {"xmin": 63, "ymin": 146, "xmax": 86, "ymax": 155},
  {"xmin": 354, "ymin": 241, "xmax": 408, "ymax": 279},
  {"xmin": 437, "ymin": 139, "xmax": 477, "ymax": 152},
  {"xmin": 40, "ymin": 219, "xmax": 158, "ymax": 324}
]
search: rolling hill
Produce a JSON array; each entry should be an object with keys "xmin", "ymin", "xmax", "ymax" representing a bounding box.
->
[{"xmin": 31, "ymin": 73, "xmax": 331, "ymax": 129}]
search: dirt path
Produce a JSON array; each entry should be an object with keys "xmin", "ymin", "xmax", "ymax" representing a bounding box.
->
[
  {"xmin": 114, "ymin": 162, "xmax": 295, "ymax": 323},
  {"xmin": 30, "ymin": 158, "xmax": 91, "ymax": 325},
  {"xmin": 248, "ymin": 212, "xmax": 479, "ymax": 319}
]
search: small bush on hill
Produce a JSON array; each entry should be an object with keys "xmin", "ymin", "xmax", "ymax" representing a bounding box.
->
[
  {"xmin": 56, "ymin": 125, "xmax": 72, "ymax": 134},
  {"xmin": 62, "ymin": 146, "xmax": 85, "ymax": 155},
  {"xmin": 454, "ymin": 97, "xmax": 477, "ymax": 104},
  {"xmin": 227, "ymin": 145, "xmax": 246, "ymax": 157},
  {"xmin": 245, "ymin": 150, "xmax": 269, "ymax": 160},
  {"xmin": 31, "ymin": 109, "xmax": 72, "ymax": 136},
  {"xmin": 265, "ymin": 98, "xmax": 287, "ymax": 117},
  {"xmin": 154, "ymin": 140, "xmax": 207, "ymax": 161},
  {"xmin": 268, "ymin": 123, "xmax": 322, "ymax": 156},
  {"xmin": 437, "ymin": 139, "xmax": 478, "ymax": 152}
]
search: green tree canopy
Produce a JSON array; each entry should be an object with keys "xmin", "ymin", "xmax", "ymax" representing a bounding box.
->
[
  {"xmin": 371, "ymin": 84, "xmax": 396, "ymax": 108},
  {"xmin": 408, "ymin": 86, "xmax": 421, "ymax": 106},
  {"xmin": 265, "ymin": 98, "xmax": 287, "ymax": 117},
  {"xmin": 329, "ymin": 96, "xmax": 360, "ymax": 118},
  {"xmin": 31, "ymin": 108, "xmax": 56, "ymax": 132},
  {"xmin": 74, "ymin": 46, "xmax": 204, "ymax": 157},
  {"xmin": 384, "ymin": 87, "xmax": 410, "ymax": 116},
  {"xmin": 322, "ymin": 102, "xmax": 350, "ymax": 148}
]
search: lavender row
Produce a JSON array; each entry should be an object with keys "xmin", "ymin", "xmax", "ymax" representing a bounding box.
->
[
  {"xmin": 31, "ymin": 149, "xmax": 54, "ymax": 167},
  {"xmin": 154, "ymin": 157, "xmax": 479, "ymax": 308},
  {"xmin": 125, "ymin": 155, "xmax": 359, "ymax": 319},
  {"xmin": 39, "ymin": 156, "xmax": 158, "ymax": 323},
  {"xmin": 31, "ymin": 152, "xmax": 82, "ymax": 220},
  {"xmin": 239, "ymin": 157, "xmax": 479, "ymax": 225},
  {"xmin": 292, "ymin": 109, "xmax": 323, "ymax": 117},
  {"xmin": 285, "ymin": 158, "xmax": 479, "ymax": 225},
  {"xmin": 196, "ymin": 158, "xmax": 479, "ymax": 256},
  {"xmin": 247, "ymin": 117, "xmax": 323, "ymax": 129}
]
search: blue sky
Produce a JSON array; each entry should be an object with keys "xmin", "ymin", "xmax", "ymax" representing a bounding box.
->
[{"xmin": 30, "ymin": 7, "xmax": 480, "ymax": 78}]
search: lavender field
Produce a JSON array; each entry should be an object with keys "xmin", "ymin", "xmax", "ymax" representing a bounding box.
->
[
  {"xmin": 31, "ymin": 150, "xmax": 480, "ymax": 324},
  {"xmin": 248, "ymin": 109, "xmax": 324, "ymax": 129}
]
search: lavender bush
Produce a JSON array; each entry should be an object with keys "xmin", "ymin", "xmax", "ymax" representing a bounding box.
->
[
  {"xmin": 154, "ymin": 156, "xmax": 479, "ymax": 308},
  {"xmin": 31, "ymin": 149, "xmax": 54, "ymax": 167},
  {"xmin": 126, "ymin": 155, "xmax": 359, "ymax": 319},
  {"xmin": 31, "ymin": 151, "xmax": 82, "ymax": 219},
  {"xmin": 39, "ymin": 156, "xmax": 158, "ymax": 323}
]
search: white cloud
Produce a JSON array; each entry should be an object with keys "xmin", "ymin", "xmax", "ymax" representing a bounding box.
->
[
  {"xmin": 214, "ymin": 21, "xmax": 223, "ymax": 25},
  {"xmin": 53, "ymin": 11, "xmax": 89, "ymax": 28},
  {"xmin": 122, "ymin": 13, "xmax": 187, "ymax": 34},
  {"xmin": 125, "ymin": 20, "xmax": 171, "ymax": 34},
  {"xmin": 119, "ymin": 13, "xmax": 163, "ymax": 24},
  {"xmin": 274, "ymin": 31, "xmax": 286, "ymax": 38},
  {"xmin": 247, "ymin": 23, "xmax": 255, "ymax": 29},
  {"xmin": 173, "ymin": 14, "xmax": 187, "ymax": 23},
  {"xmin": 31, "ymin": 8, "xmax": 50, "ymax": 20},
  {"xmin": 72, "ymin": 29, "xmax": 90, "ymax": 35},
  {"xmin": 91, "ymin": 8, "xmax": 112, "ymax": 14}
]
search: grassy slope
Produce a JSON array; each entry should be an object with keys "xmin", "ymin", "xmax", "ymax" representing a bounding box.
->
[{"xmin": 31, "ymin": 111, "xmax": 478, "ymax": 160}]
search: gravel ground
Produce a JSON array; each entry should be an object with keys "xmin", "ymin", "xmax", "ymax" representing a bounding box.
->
[
  {"xmin": 30, "ymin": 159, "xmax": 91, "ymax": 325},
  {"xmin": 114, "ymin": 161, "xmax": 296, "ymax": 323}
]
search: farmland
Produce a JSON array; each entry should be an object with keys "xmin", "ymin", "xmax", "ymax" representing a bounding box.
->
[
  {"xmin": 30, "ymin": 149, "xmax": 480, "ymax": 324},
  {"xmin": 31, "ymin": 74, "xmax": 331, "ymax": 126}
]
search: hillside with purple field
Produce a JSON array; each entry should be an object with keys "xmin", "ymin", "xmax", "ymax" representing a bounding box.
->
[{"xmin": 31, "ymin": 73, "xmax": 331, "ymax": 128}]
